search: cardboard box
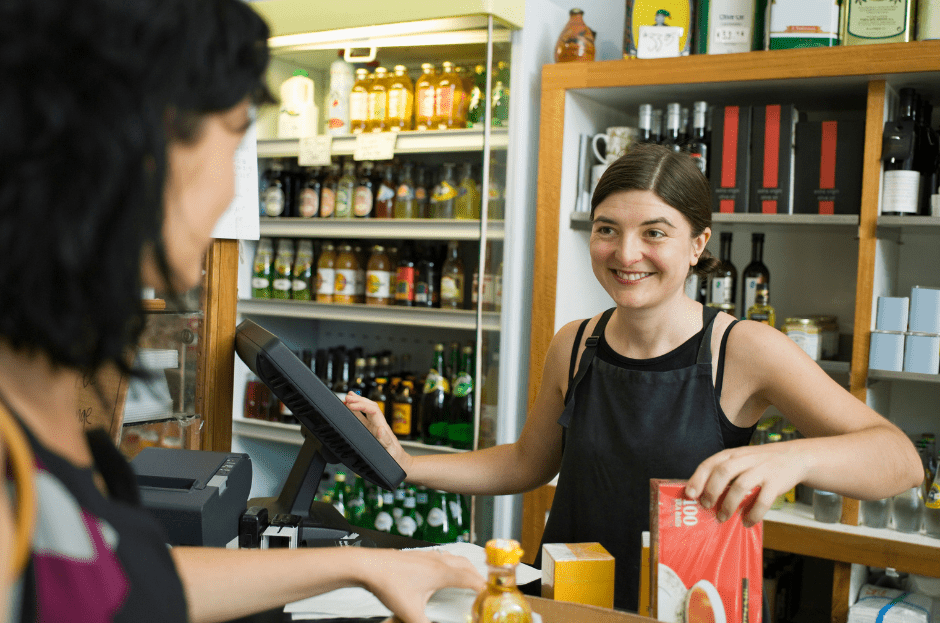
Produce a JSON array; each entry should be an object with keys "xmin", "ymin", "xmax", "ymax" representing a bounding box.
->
[
  {"xmin": 542, "ymin": 542, "xmax": 616, "ymax": 609},
  {"xmin": 650, "ymin": 479, "xmax": 763, "ymax": 623},
  {"xmin": 750, "ymin": 104, "xmax": 798, "ymax": 214},
  {"xmin": 624, "ymin": 0, "xmax": 694, "ymax": 58},
  {"xmin": 768, "ymin": 0, "xmax": 840, "ymax": 49},
  {"xmin": 711, "ymin": 106, "xmax": 752, "ymax": 213},
  {"xmin": 793, "ymin": 120, "xmax": 864, "ymax": 215}
]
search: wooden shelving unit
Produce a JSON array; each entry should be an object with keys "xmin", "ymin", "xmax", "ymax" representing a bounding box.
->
[{"xmin": 259, "ymin": 216, "xmax": 505, "ymax": 241}]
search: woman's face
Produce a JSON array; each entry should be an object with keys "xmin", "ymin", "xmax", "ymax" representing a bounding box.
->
[
  {"xmin": 590, "ymin": 189, "xmax": 710, "ymax": 310},
  {"xmin": 142, "ymin": 101, "xmax": 252, "ymax": 292}
]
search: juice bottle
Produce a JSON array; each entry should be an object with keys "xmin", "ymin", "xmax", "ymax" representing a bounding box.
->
[
  {"xmin": 354, "ymin": 244, "xmax": 367, "ymax": 304},
  {"xmin": 297, "ymin": 167, "xmax": 321, "ymax": 218},
  {"xmin": 454, "ymin": 162, "xmax": 481, "ymax": 219},
  {"xmin": 454, "ymin": 66, "xmax": 470, "ymax": 127},
  {"xmin": 353, "ymin": 161, "xmax": 375, "ymax": 218},
  {"xmin": 471, "ymin": 539, "xmax": 533, "ymax": 623},
  {"xmin": 272, "ymin": 239, "xmax": 294, "ymax": 300},
  {"xmin": 375, "ymin": 165, "xmax": 396, "ymax": 218},
  {"xmin": 291, "ymin": 240, "xmax": 314, "ymax": 301},
  {"xmin": 387, "ymin": 65, "xmax": 414, "ymax": 132},
  {"xmin": 414, "ymin": 63, "xmax": 437, "ymax": 131},
  {"xmin": 349, "ymin": 68, "xmax": 371, "ymax": 134},
  {"xmin": 440, "ymin": 240, "xmax": 465, "ymax": 309},
  {"xmin": 394, "ymin": 245, "xmax": 416, "ymax": 306},
  {"xmin": 391, "ymin": 380, "xmax": 416, "ymax": 440},
  {"xmin": 466, "ymin": 65, "xmax": 487, "ymax": 128},
  {"xmin": 415, "ymin": 166, "xmax": 430, "ymax": 218},
  {"xmin": 367, "ymin": 67, "xmax": 390, "ymax": 132},
  {"xmin": 430, "ymin": 163, "xmax": 458, "ymax": 219},
  {"xmin": 251, "ymin": 238, "xmax": 274, "ymax": 299},
  {"xmin": 434, "ymin": 62, "xmax": 462, "ymax": 130},
  {"xmin": 333, "ymin": 244, "xmax": 358, "ymax": 304},
  {"xmin": 366, "ymin": 245, "xmax": 393, "ymax": 306},
  {"xmin": 393, "ymin": 163, "xmax": 417, "ymax": 218},
  {"xmin": 320, "ymin": 163, "xmax": 339, "ymax": 218},
  {"xmin": 335, "ymin": 161, "xmax": 356, "ymax": 218},
  {"xmin": 315, "ymin": 243, "xmax": 336, "ymax": 303}
]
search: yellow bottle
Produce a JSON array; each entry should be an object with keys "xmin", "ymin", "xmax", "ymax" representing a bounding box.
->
[
  {"xmin": 414, "ymin": 63, "xmax": 437, "ymax": 131},
  {"xmin": 472, "ymin": 539, "xmax": 533, "ymax": 623},
  {"xmin": 367, "ymin": 67, "xmax": 390, "ymax": 132},
  {"xmin": 433, "ymin": 61, "xmax": 463, "ymax": 130},
  {"xmin": 746, "ymin": 288, "xmax": 776, "ymax": 327},
  {"xmin": 349, "ymin": 68, "xmax": 371, "ymax": 134},
  {"xmin": 387, "ymin": 65, "xmax": 415, "ymax": 132},
  {"xmin": 454, "ymin": 162, "xmax": 480, "ymax": 219}
]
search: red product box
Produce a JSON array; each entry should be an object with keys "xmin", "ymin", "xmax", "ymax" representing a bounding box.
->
[
  {"xmin": 650, "ymin": 479, "xmax": 762, "ymax": 623},
  {"xmin": 710, "ymin": 106, "xmax": 752, "ymax": 214}
]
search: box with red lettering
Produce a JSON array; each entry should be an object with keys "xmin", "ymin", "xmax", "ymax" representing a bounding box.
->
[{"xmin": 650, "ymin": 479, "xmax": 762, "ymax": 623}]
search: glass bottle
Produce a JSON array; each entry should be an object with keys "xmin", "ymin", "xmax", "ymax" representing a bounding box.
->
[
  {"xmin": 455, "ymin": 162, "xmax": 481, "ymax": 219},
  {"xmin": 423, "ymin": 490, "xmax": 452, "ymax": 544},
  {"xmin": 415, "ymin": 248, "xmax": 439, "ymax": 308},
  {"xmin": 434, "ymin": 62, "xmax": 463, "ymax": 130},
  {"xmin": 367, "ymin": 67, "xmax": 390, "ymax": 132},
  {"xmin": 892, "ymin": 486, "xmax": 924, "ymax": 533},
  {"xmin": 638, "ymin": 104, "xmax": 654, "ymax": 144},
  {"xmin": 387, "ymin": 65, "xmax": 415, "ymax": 132},
  {"xmin": 471, "ymin": 539, "xmax": 533, "ymax": 623},
  {"xmin": 492, "ymin": 79, "xmax": 509, "ymax": 128},
  {"xmin": 391, "ymin": 380, "xmax": 416, "ymax": 440},
  {"xmin": 651, "ymin": 109, "xmax": 663, "ymax": 144},
  {"xmin": 710, "ymin": 232, "xmax": 737, "ymax": 316},
  {"xmin": 351, "ymin": 358, "xmax": 369, "ymax": 397},
  {"xmin": 336, "ymin": 161, "xmax": 356, "ymax": 218},
  {"xmin": 466, "ymin": 65, "xmax": 487, "ymax": 128},
  {"xmin": 298, "ymin": 167, "xmax": 321, "ymax": 218},
  {"xmin": 688, "ymin": 101, "xmax": 709, "ymax": 176},
  {"xmin": 393, "ymin": 163, "xmax": 418, "ymax": 218},
  {"xmin": 746, "ymin": 289, "xmax": 776, "ymax": 327},
  {"xmin": 330, "ymin": 471, "xmax": 349, "ymax": 519},
  {"xmin": 374, "ymin": 164, "xmax": 396, "ymax": 218},
  {"xmin": 353, "ymin": 244, "xmax": 367, "ymax": 304},
  {"xmin": 430, "ymin": 163, "xmax": 458, "ymax": 219},
  {"xmin": 291, "ymin": 240, "xmax": 314, "ymax": 301},
  {"xmin": 333, "ymin": 244, "xmax": 358, "ymax": 304},
  {"xmin": 372, "ymin": 490, "xmax": 394, "ymax": 533},
  {"xmin": 251, "ymin": 238, "xmax": 274, "ymax": 299},
  {"xmin": 925, "ymin": 460, "xmax": 940, "ymax": 538},
  {"xmin": 421, "ymin": 343, "xmax": 451, "ymax": 445},
  {"xmin": 664, "ymin": 103, "xmax": 683, "ymax": 152},
  {"xmin": 315, "ymin": 243, "xmax": 336, "ymax": 303},
  {"xmin": 394, "ymin": 487, "xmax": 420, "ymax": 538},
  {"xmin": 487, "ymin": 161, "xmax": 505, "ymax": 220},
  {"xmin": 262, "ymin": 160, "xmax": 286, "ymax": 217},
  {"xmin": 742, "ymin": 233, "xmax": 770, "ymax": 315},
  {"xmin": 332, "ymin": 350, "xmax": 351, "ymax": 400},
  {"xmin": 349, "ymin": 68, "xmax": 371, "ymax": 134},
  {"xmin": 348, "ymin": 476, "xmax": 368, "ymax": 526},
  {"xmin": 415, "ymin": 166, "xmax": 431, "ymax": 218},
  {"xmin": 414, "ymin": 63, "xmax": 438, "ymax": 131},
  {"xmin": 554, "ymin": 8, "xmax": 596, "ymax": 63},
  {"xmin": 440, "ymin": 241, "xmax": 465, "ymax": 309},
  {"xmin": 395, "ymin": 245, "xmax": 417, "ymax": 307},
  {"xmin": 368, "ymin": 377, "xmax": 388, "ymax": 425},
  {"xmin": 353, "ymin": 161, "xmax": 375, "ymax": 218},
  {"xmin": 320, "ymin": 163, "xmax": 339, "ymax": 218},
  {"xmin": 365, "ymin": 245, "xmax": 393, "ymax": 306},
  {"xmin": 449, "ymin": 346, "xmax": 475, "ymax": 451},
  {"xmin": 881, "ymin": 88, "xmax": 920, "ymax": 216},
  {"xmin": 272, "ymin": 239, "xmax": 294, "ymax": 300}
]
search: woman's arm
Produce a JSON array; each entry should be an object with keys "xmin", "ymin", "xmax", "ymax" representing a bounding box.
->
[
  {"xmin": 344, "ymin": 318, "xmax": 591, "ymax": 495},
  {"xmin": 172, "ymin": 545, "xmax": 485, "ymax": 623},
  {"xmin": 685, "ymin": 320, "xmax": 924, "ymax": 526}
]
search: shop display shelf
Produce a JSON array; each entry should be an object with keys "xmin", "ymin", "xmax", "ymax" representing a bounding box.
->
[
  {"xmin": 569, "ymin": 211, "xmax": 859, "ymax": 231},
  {"xmin": 818, "ymin": 359, "xmax": 850, "ymax": 375},
  {"xmin": 877, "ymin": 215, "xmax": 940, "ymax": 239},
  {"xmin": 867, "ymin": 369, "xmax": 940, "ymax": 384},
  {"xmin": 238, "ymin": 298, "xmax": 500, "ymax": 331},
  {"xmin": 257, "ymin": 128, "xmax": 510, "ymax": 159},
  {"xmin": 764, "ymin": 501, "xmax": 940, "ymax": 577},
  {"xmin": 259, "ymin": 217, "xmax": 505, "ymax": 241},
  {"xmin": 232, "ymin": 417, "xmax": 467, "ymax": 455}
]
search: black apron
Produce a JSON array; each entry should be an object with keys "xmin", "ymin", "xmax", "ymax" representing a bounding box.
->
[{"xmin": 537, "ymin": 304, "xmax": 730, "ymax": 612}]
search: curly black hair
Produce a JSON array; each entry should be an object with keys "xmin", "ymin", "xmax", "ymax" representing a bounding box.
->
[{"xmin": 0, "ymin": 0, "xmax": 274, "ymax": 373}]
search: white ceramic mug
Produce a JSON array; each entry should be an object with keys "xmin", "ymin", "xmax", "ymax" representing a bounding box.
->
[{"xmin": 592, "ymin": 126, "xmax": 638, "ymax": 164}]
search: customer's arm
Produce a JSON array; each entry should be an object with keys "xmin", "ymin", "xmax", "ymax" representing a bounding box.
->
[{"xmin": 171, "ymin": 546, "xmax": 484, "ymax": 623}]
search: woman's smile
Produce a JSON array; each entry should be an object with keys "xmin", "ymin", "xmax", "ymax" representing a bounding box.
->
[{"xmin": 612, "ymin": 269, "xmax": 655, "ymax": 284}]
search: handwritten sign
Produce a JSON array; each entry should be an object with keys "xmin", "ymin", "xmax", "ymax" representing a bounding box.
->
[
  {"xmin": 353, "ymin": 132, "xmax": 397, "ymax": 161},
  {"xmin": 637, "ymin": 26, "xmax": 683, "ymax": 59},
  {"xmin": 299, "ymin": 135, "xmax": 333, "ymax": 166},
  {"xmin": 212, "ymin": 122, "xmax": 260, "ymax": 240}
]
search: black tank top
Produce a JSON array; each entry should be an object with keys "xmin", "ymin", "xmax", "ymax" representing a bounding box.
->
[{"xmin": 538, "ymin": 305, "xmax": 756, "ymax": 611}]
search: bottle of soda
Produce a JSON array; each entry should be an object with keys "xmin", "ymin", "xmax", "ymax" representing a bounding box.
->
[
  {"xmin": 415, "ymin": 485, "xmax": 430, "ymax": 539},
  {"xmin": 471, "ymin": 540, "xmax": 533, "ymax": 623},
  {"xmin": 449, "ymin": 346, "xmax": 475, "ymax": 451},
  {"xmin": 415, "ymin": 246, "xmax": 439, "ymax": 308},
  {"xmin": 390, "ymin": 482, "xmax": 407, "ymax": 534},
  {"xmin": 367, "ymin": 377, "xmax": 388, "ymax": 425},
  {"xmin": 332, "ymin": 350, "xmax": 351, "ymax": 400},
  {"xmin": 423, "ymin": 490, "xmax": 452, "ymax": 544},
  {"xmin": 353, "ymin": 162, "xmax": 376, "ymax": 218},
  {"xmin": 415, "ymin": 166, "xmax": 430, "ymax": 218},
  {"xmin": 291, "ymin": 240, "xmax": 314, "ymax": 301},
  {"xmin": 320, "ymin": 163, "xmax": 339, "ymax": 218},
  {"xmin": 272, "ymin": 239, "xmax": 295, "ymax": 300},
  {"xmin": 421, "ymin": 344, "xmax": 451, "ymax": 445},
  {"xmin": 394, "ymin": 486, "xmax": 420, "ymax": 538},
  {"xmin": 251, "ymin": 238, "xmax": 274, "ymax": 299},
  {"xmin": 440, "ymin": 241, "xmax": 465, "ymax": 309},
  {"xmin": 373, "ymin": 489, "xmax": 395, "ymax": 533},
  {"xmin": 466, "ymin": 65, "xmax": 487, "ymax": 128},
  {"xmin": 393, "ymin": 163, "xmax": 418, "ymax": 219},
  {"xmin": 351, "ymin": 357, "xmax": 368, "ymax": 396},
  {"xmin": 395, "ymin": 244, "xmax": 417, "ymax": 306},
  {"xmin": 430, "ymin": 163, "xmax": 458, "ymax": 219},
  {"xmin": 331, "ymin": 472, "xmax": 348, "ymax": 519},
  {"xmin": 347, "ymin": 475, "xmax": 368, "ymax": 527},
  {"xmin": 298, "ymin": 167, "xmax": 321, "ymax": 218},
  {"xmin": 448, "ymin": 492, "xmax": 469, "ymax": 543},
  {"xmin": 391, "ymin": 380, "xmax": 416, "ymax": 440},
  {"xmin": 375, "ymin": 164, "xmax": 396, "ymax": 218}
]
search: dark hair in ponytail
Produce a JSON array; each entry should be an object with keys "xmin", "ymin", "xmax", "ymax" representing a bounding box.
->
[{"xmin": 591, "ymin": 144, "xmax": 719, "ymax": 278}]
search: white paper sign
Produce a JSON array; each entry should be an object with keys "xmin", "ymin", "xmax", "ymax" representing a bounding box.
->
[
  {"xmin": 637, "ymin": 25, "xmax": 684, "ymax": 59},
  {"xmin": 298, "ymin": 135, "xmax": 333, "ymax": 166},
  {"xmin": 212, "ymin": 122, "xmax": 260, "ymax": 240},
  {"xmin": 353, "ymin": 132, "xmax": 397, "ymax": 161}
]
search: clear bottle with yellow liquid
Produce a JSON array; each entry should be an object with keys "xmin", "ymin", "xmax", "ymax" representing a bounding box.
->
[
  {"xmin": 367, "ymin": 67, "xmax": 390, "ymax": 132},
  {"xmin": 433, "ymin": 62, "xmax": 465, "ymax": 130},
  {"xmin": 414, "ymin": 63, "xmax": 437, "ymax": 131},
  {"xmin": 349, "ymin": 68, "xmax": 371, "ymax": 134},
  {"xmin": 471, "ymin": 539, "xmax": 533, "ymax": 623},
  {"xmin": 454, "ymin": 162, "xmax": 480, "ymax": 219},
  {"xmin": 453, "ymin": 66, "xmax": 471, "ymax": 126},
  {"xmin": 387, "ymin": 65, "xmax": 414, "ymax": 132}
]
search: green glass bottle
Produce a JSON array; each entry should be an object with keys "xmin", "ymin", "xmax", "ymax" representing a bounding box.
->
[
  {"xmin": 347, "ymin": 475, "xmax": 368, "ymax": 527},
  {"xmin": 389, "ymin": 482, "xmax": 407, "ymax": 535},
  {"xmin": 423, "ymin": 490, "xmax": 452, "ymax": 544},
  {"xmin": 373, "ymin": 490, "xmax": 395, "ymax": 533},
  {"xmin": 465, "ymin": 65, "xmax": 487, "ymax": 128},
  {"xmin": 251, "ymin": 238, "xmax": 274, "ymax": 299},
  {"xmin": 421, "ymin": 343, "xmax": 450, "ymax": 445},
  {"xmin": 415, "ymin": 485, "xmax": 430, "ymax": 539},
  {"xmin": 331, "ymin": 471, "xmax": 348, "ymax": 519},
  {"xmin": 449, "ymin": 346, "xmax": 475, "ymax": 451},
  {"xmin": 394, "ymin": 486, "xmax": 420, "ymax": 538}
]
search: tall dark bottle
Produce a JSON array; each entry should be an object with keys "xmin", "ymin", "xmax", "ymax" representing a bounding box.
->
[
  {"xmin": 741, "ymin": 233, "xmax": 770, "ymax": 317},
  {"xmin": 688, "ymin": 101, "xmax": 709, "ymax": 177},
  {"xmin": 881, "ymin": 88, "xmax": 920, "ymax": 216},
  {"xmin": 663, "ymin": 103, "xmax": 683, "ymax": 152},
  {"xmin": 331, "ymin": 349, "xmax": 350, "ymax": 399},
  {"xmin": 637, "ymin": 104, "xmax": 654, "ymax": 144},
  {"xmin": 917, "ymin": 97, "xmax": 939, "ymax": 215},
  {"xmin": 710, "ymin": 232, "xmax": 737, "ymax": 317},
  {"xmin": 420, "ymin": 344, "xmax": 450, "ymax": 446},
  {"xmin": 448, "ymin": 346, "xmax": 475, "ymax": 451}
]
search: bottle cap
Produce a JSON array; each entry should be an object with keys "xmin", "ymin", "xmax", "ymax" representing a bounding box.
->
[
  {"xmin": 485, "ymin": 539, "xmax": 524, "ymax": 566},
  {"xmin": 292, "ymin": 69, "xmax": 310, "ymax": 78}
]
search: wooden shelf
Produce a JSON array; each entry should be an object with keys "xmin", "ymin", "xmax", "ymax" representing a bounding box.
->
[
  {"xmin": 259, "ymin": 217, "xmax": 505, "ymax": 241},
  {"xmin": 867, "ymin": 369, "xmax": 940, "ymax": 384},
  {"xmin": 569, "ymin": 211, "xmax": 858, "ymax": 231},
  {"xmin": 764, "ymin": 502, "xmax": 940, "ymax": 577},
  {"xmin": 238, "ymin": 298, "xmax": 499, "ymax": 331},
  {"xmin": 257, "ymin": 128, "xmax": 509, "ymax": 159},
  {"xmin": 818, "ymin": 360, "xmax": 850, "ymax": 375}
]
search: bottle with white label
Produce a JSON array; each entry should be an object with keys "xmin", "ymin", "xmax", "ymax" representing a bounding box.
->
[
  {"xmin": 335, "ymin": 162, "xmax": 356, "ymax": 218},
  {"xmin": 440, "ymin": 241, "xmax": 465, "ymax": 309},
  {"xmin": 698, "ymin": 0, "xmax": 758, "ymax": 54},
  {"xmin": 709, "ymin": 232, "xmax": 737, "ymax": 316},
  {"xmin": 262, "ymin": 161, "xmax": 286, "ymax": 217},
  {"xmin": 881, "ymin": 88, "xmax": 921, "ymax": 216},
  {"xmin": 741, "ymin": 233, "xmax": 769, "ymax": 315},
  {"xmin": 325, "ymin": 52, "xmax": 354, "ymax": 135},
  {"xmin": 251, "ymin": 238, "xmax": 274, "ymax": 299},
  {"xmin": 366, "ymin": 245, "xmax": 393, "ymax": 306},
  {"xmin": 272, "ymin": 239, "xmax": 294, "ymax": 300}
]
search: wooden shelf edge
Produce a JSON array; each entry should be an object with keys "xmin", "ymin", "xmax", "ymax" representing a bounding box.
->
[{"xmin": 867, "ymin": 369, "xmax": 940, "ymax": 384}]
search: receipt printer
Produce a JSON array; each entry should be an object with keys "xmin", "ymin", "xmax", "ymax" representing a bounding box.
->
[{"xmin": 132, "ymin": 447, "xmax": 252, "ymax": 547}]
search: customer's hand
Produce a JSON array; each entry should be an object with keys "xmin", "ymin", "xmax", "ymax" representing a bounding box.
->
[
  {"xmin": 344, "ymin": 392, "xmax": 414, "ymax": 473},
  {"xmin": 362, "ymin": 549, "xmax": 485, "ymax": 623}
]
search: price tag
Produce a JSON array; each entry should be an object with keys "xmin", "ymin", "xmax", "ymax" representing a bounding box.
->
[
  {"xmin": 298, "ymin": 135, "xmax": 333, "ymax": 166},
  {"xmin": 636, "ymin": 26, "xmax": 683, "ymax": 59},
  {"xmin": 353, "ymin": 133, "xmax": 397, "ymax": 161}
]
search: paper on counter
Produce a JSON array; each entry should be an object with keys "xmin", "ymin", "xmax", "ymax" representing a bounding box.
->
[{"xmin": 285, "ymin": 542, "xmax": 541, "ymax": 621}]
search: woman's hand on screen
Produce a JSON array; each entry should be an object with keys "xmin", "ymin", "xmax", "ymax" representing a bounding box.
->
[{"xmin": 344, "ymin": 393, "xmax": 413, "ymax": 473}]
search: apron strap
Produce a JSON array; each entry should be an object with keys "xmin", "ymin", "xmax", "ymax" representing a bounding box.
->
[
  {"xmin": 695, "ymin": 304, "xmax": 721, "ymax": 365},
  {"xmin": 562, "ymin": 307, "xmax": 615, "ymax": 407},
  {"xmin": 566, "ymin": 318, "xmax": 591, "ymax": 399}
]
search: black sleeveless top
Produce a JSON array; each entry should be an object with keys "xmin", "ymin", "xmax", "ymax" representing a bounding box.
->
[{"xmin": 537, "ymin": 305, "xmax": 756, "ymax": 612}]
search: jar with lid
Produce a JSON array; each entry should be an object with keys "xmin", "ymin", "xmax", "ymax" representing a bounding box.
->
[
  {"xmin": 316, "ymin": 243, "xmax": 337, "ymax": 303},
  {"xmin": 810, "ymin": 315, "xmax": 839, "ymax": 360},
  {"xmin": 366, "ymin": 245, "xmax": 393, "ymax": 306},
  {"xmin": 333, "ymin": 244, "xmax": 358, "ymax": 305},
  {"xmin": 782, "ymin": 317, "xmax": 822, "ymax": 361}
]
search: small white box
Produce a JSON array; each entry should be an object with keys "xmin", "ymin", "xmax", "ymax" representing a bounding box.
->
[
  {"xmin": 903, "ymin": 332, "xmax": 940, "ymax": 374},
  {"xmin": 910, "ymin": 286, "xmax": 940, "ymax": 334},
  {"xmin": 876, "ymin": 296, "xmax": 910, "ymax": 332},
  {"xmin": 869, "ymin": 330, "xmax": 905, "ymax": 372}
]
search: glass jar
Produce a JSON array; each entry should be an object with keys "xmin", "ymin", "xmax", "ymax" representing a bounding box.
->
[
  {"xmin": 812, "ymin": 490, "xmax": 842, "ymax": 523},
  {"xmin": 810, "ymin": 315, "xmax": 840, "ymax": 360},
  {"xmin": 891, "ymin": 486, "xmax": 924, "ymax": 533},
  {"xmin": 860, "ymin": 498, "xmax": 890, "ymax": 529},
  {"xmin": 782, "ymin": 317, "xmax": 822, "ymax": 361}
]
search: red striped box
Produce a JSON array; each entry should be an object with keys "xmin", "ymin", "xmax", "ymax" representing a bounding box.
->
[
  {"xmin": 711, "ymin": 106, "xmax": 752, "ymax": 214},
  {"xmin": 750, "ymin": 105, "xmax": 799, "ymax": 214},
  {"xmin": 793, "ymin": 120, "xmax": 864, "ymax": 215}
]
